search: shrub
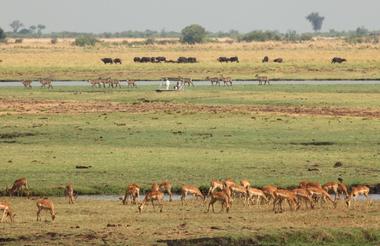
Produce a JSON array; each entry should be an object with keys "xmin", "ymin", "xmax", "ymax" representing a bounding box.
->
[
  {"xmin": 0, "ymin": 27, "xmax": 6, "ymax": 41},
  {"xmin": 239, "ymin": 30, "xmax": 282, "ymax": 42},
  {"xmin": 181, "ymin": 24, "xmax": 207, "ymax": 44},
  {"xmin": 51, "ymin": 37, "xmax": 58, "ymax": 44},
  {"xmin": 74, "ymin": 35, "xmax": 98, "ymax": 47}
]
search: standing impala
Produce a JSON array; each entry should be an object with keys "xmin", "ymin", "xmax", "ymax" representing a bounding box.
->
[
  {"xmin": 292, "ymin": 188, "xmax": 314, "ymax": 210},
  {"xmin": 6, "ymin": 177, "xmax": 29, "ymax": 197},
  {"xmin": 240, "ymin": 179, "xmax": 250, "ymax": 189},
  {"xmin": 307, "ymin": 187, "xmax": 337, "ymax": 208},
  {"xmin": 207, "ymin": 179, "xmax": 224, "ymax": 196},
  {"xmin": 122, "ymin": 183, "xmax": 140, "ymax": 205},
  {"xmin": 246, "ymin": 187, "xmax": 268, "ymax": 207},
  {"xmin": 138, "ymin": 191, "xmax": 164, "ymax": 213},
  {"xmin": 345, "ymin": 185, "xmax": 370, "ymax": 208},
  {"xmin": 262, "ymin": 185, "xmax": 277, "ymax": 204},
  {"xmin": 207, "ymin": 190, "xmax": 231, "ymax": 213},
  {"xmin": 36, "ymin": 198, "xmax": 56, "ymax": 221},
  {"xmin": 273, "ymin": 189, "xmax": 297, "ymax": 213},
  {"xmin": 64, "ymin": 183, "xmax": 77, "ymax": 204},
  {"xmin": 180, "ymin": 185, "xmax": 205, "ymax": 205},
  {"xmin": 0, "ymin": 201, "xmax": 15, "ymax": 223}
]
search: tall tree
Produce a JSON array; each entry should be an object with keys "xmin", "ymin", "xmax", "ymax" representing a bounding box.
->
[
  {"xmin": 10, "ymin": 20, "xmax": 24, "ymax": 33},
  {"xmin": 37, "ymin": 24, "xmax": 46, "ymax": 36},
  {"xmin": 306, "ymin": 12, "xmax": 325, "ymax": 32},
  {"xmin": 29, "ymin": 25, "xmax": 37, "ymax": 34},
  {"xmin": 181, "ymin": 24, "xmax": 206, "ymax": 44}
]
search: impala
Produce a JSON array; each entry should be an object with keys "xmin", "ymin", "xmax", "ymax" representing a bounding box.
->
[
  {"xmin": 138, "ymin": 191, "xmax": 164, "ymax": 213},
  {"xmin": 88, "ymin": 79, "xmax": 102, "ymax": 88},
  {"xmin": 180, "ymin": 185, "xmax": 205, "ymax": 205},
  {"xmin": 255, "ymin": 74, "xmax": 270, "ymax": 85},
  {"xmin": 127, "ymin": 80, "xmax": 137, "ymax": 87},
  {"xmin": 181, "ymin": 77, "xmax": 194, "ymax": 87},
  {"xmin": 22, "ymin": 80, "xmax": 32, "ymax": 88},
  {"xmin": 40, "ymin": 79, "xmax": 53, "ymax": 89},
  {"xmin": 240, "ymin": 179, "xmax": 250, "ymax": 189},
  {"xmin": 36, "ymin": 198, "xmax": 56, "ymax": 221},
  {"xmin": 207, "ymin": 179, "xmax": 224, "ymax": 196},
  {"xmin": 306, "ymin": 187, "xmax": 337, "ymax": 208},
  {"xmin": 246, "ymin": 187, "xmax": 268, "ymax": 207},
  {"xmin": 292, "ymin": 188, "xmax": 314, "ymax": 210},
  {"xmin": 322, "ymin": 181, "xmax": 349, "ymax": 201},
  {"xmin": 273, "ymin": 189, "xmax": 297, "ymax": 213},
  {"xmin": 345, "ymin": 185, "xmax": 370, "ymax": 208},
  {"xmin": 220, "ymin": 75, "xmax": 232, "ymax": 86},
  {"xmin": 6, "ymin": 177, "xmax": 29, "ymax": 197},
  {"xmin": 122, "ymin": 183, "xmax": 140, "ymax": 205},
  {"xmin": 262, "ymin": 185, "xmax": 277, "ymax": 203},
  {"xmin": 64, "ymin": 183, "xmax": 77, "ymax": 204},
  {"xmin": 0, "ymin": 201, "xmax": 15, "ymax": 223},
  {"xmin": 206, "ymin": 76, "xmax": 220, "ymax": 86},
  {"xmin": 299, "ymin": 181, "xmax": 322, "ymax": 189},
  {"xmin": 230, "ymin": 184, "xmax": 248, "ymax": 205},
  {"xmin": 207, "ymin": 190, "xmax": 231, "ymax": 213}
]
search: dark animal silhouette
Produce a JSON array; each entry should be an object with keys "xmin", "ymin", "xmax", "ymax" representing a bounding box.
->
[
  {"xmin": 273, "ymin": 58, "xmax": 283, "ymax": 63},
  {"xmin": 133, "ymin": 57, "xmax": 141, "ymax": 63},
  {"xmin": 262, "ymin": 56, "xmax": 269, "ymax": 63},
  {"xmin": 113, "ymin": 58, "xmax": 122, "ymax": 64},
  {"xmin": 101, "ymin": 58, "xmax": 113, "ymax": 64},
  {"xmin": 218, "ymin": 57, "xmax": 229, "ymax": 63},
  {"xmin": 229, "ymin": 56, "xmax": 239, "ymax": 63},
  {"xmin": 331, "ymin": 57, "xmax": 347, "ymax": 64}
]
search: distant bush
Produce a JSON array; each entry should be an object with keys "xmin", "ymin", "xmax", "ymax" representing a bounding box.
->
[
  {"xmin": 181, "ymin": 24, "xmax": 207, "ymax": 44},
  {"xmin": 15, "ymin": 38, "xmax": 23, "ymax": 43},
  {"xmin": 144, "ymin": 38, "xmax": 155, "ymax": 45},
  {"xmin": 239, "ymin": 30, "xmax": 282, "ymax": 42},
  {"xmin": 74, "ymin": 35, "xmax": 98, "ymax": 46},
  {"xmin": 51, "ymin": 37, "xmax": 58, "ymax": 44}
]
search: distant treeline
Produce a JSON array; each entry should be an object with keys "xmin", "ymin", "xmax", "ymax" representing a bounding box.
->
[{"xmin": 3, "ymin": 27, "xmax": 380, "ymax": 44}]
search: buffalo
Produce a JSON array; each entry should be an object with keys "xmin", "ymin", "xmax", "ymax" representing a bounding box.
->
[
  {"xmin": 133, "ymin": 57, "xmax": 141, "ymax": 63},
  {"xmin": 101, "ymin": 58, "xmax": 113, "ymax": 64},
  {"xmin": 262, "ymin": 56, "xmax": 269, "ymax": 63},
  {"xmin": 229, "ymin": 56, "xmax": 239, "ymax": 63},
  {"xmin": 187, "ymin": 57, "xmax": 197, "ymax": 63},
  {"xmin": 113, "ymin": 58, "xmax": 122, "ymax": 64},
  {"xmin": 177, "ymin": 57, "xmax": 188, "ymax": 63},
  {"xmin": 217, "ymin": 57, "xmax": 229, "ymax": 63},
  {"xmin": 331, "ymin": 57, "xmax": 347, "ymax": 64},
  {"xmin": 155, "ymin": 56, "xmax": 167, "ymax": 63},
  {"xmin": 273, "ymin": 58, "xmax": 283, "ymax": 63}
]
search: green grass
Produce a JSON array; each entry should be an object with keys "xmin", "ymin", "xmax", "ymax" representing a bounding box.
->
[{"xmin": 0, "ymin": 85, "xmax": 379, "ymax": 195}]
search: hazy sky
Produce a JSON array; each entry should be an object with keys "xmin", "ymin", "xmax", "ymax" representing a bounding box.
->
[{"xmin": 1, "ymin": 0, "xmax": 379, "ymax": 33}]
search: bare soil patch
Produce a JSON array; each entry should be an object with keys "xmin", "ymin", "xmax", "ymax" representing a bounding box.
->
[{"xmin": 1, "ymin": 98, "xmax": 380, "ymax": 118}]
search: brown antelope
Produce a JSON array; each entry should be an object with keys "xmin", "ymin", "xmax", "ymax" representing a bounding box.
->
[
  {"xmin": 111, "ymin": 79, "xmax": 121, "ymax": 88},
  {"xmin": 138, "ymin": 191, "xmax": 164, "ymax": 213},
  {"xmin": 207, "ymin": 179, "xmax": 224, "ymax": 196},
  {"xmin": 292, "ymin": 188, "xmax": 314, "ymax": 210},
  {"xmin": 64, "ymin": 183, "xmax": 77, "ymax": 204},
  {"xmin": 40, "ymin": 79, "xmax": 53, "ymax": 89},
  {"xmin": 0, "ymin": 201, "xmax": 15, "ymax": 223},
  {"xmin": 255, "ymin": 74, "xmax": 270, "ymax": 85},
  {"xmin": 240, "ymin": 179, "xmax": 250, "ymax": 189},
  {"xmin": 6, "ymin": 177, "xmax": 29, "ymax": 197},
  {"xmin": 299, "ymin": 181, "xmax": 322, "ymax": 189},
  {"xmin": 262, "ymin": 185, "xmax": 277, "ymax": 203},
  {"xmin": 181, "ymin": 77, "xmax": 194, "ymax": 87},
  {"xmin": 338, "ymin": 182, "xmax": 349, "ymax": 198},
  {"xmin": 345, "ymin": 185, "xmax": 370, "ymax": 208},
  {"xmin": 88, "ymin": 79, "xmax": 102, "ymax": 88},
  {"xmin": 207, "ymin": 190, "xmax": 231, "ymax": 213},
  {"xmin": 101, "ymin": 78, "xmax": 112, "ymax": 88},
  {"xmin": 127, "ymin": 80, "xmax": 137, "ymax": 87},
  {"xmin": 322, "ymin": 181, "xmax": 348, "ymax": 201},
  {"xmin": 158, "ymin": 181, "xmax": 173, "ymax": 202},
  {"xmin": 220, "ymin": 75, "xmax": 232, "ymax": 86},
  {"xmin": 122, "ymin": 183, "xmax": 140, "ymax": 205},
  {"xmin": 22, "ymin": 80, "xmax": 32, "ymax": 88},
  {"xmin": 36, "ymin": 198, "xmax": 56, "ymax": 221},
  {"xmin": 180, "ymin": 185, "xmax": 205, "ymax": 205},
  {"xmin": 306, "ymin": 187, "xmax": 337, "ymax": 208},
  {"xmin": 230, "ymin": 184, "xmax": 248, "ymax": 204},
  {"xmin": 273, "ymin": 189, "xmax": 297, "ymax": 213},
  {"xmin": 246, "ymin": 187, "xmax": 268, "ymax": 207},
  {"xmin": 206, "ymin": 76, "xmax": 220, "ymax": 86}
]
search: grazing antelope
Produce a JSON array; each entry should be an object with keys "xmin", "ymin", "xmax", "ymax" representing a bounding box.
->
[
  {"xmin": 240, "ymin": 179, "xmax": 250, "ymax": 189},
  {"xmin": 246, "ymin": 187, "xmax": 268, "ymax": 207},
  {"xmin": 273, "ymin": 189, "xmax": 297, "ymax": 213},
  {"xmin": 101, "ymin": 78, "xmax": 112, "ymax": 88},
  {"xmin": 255, "ymin": 74, "xmax": 270, "ymax": 85},
  {"xmin": 0, "ymin": 201, "xmax": 15, "ymax": 223},
  {"xmin": 299, "ymin": 181, "xmax": 322, "ymax": 189},
  {"xmin": 6, "ymin": 177, "xmax": 29, "ymax": 197},
  {"xmin": 306, "ymin": 187, "xmax": 337, "ymax": 208},
  {"xmin": 127, "ymin": 80, "xmax": 137, "ymax": 88},
  {"xmin": 338, "ymin": 182, "xmax": 349, "ymax": 198},
  {"xmin": 292, "ymin": 188, "xmax": 314, "ymax": 210},
  {"xmin": 208, "ymin": 179, "xmax": 224, "ymax": 196},
  {"xmin": 158, "ymin": 181, "xmax": 173, "ymax": 202},
  {"xmin": 262, "ymin": 185, "xmax": 277, "ymax": 203},
  {"xmin": 138, "ymin": 191, "xmax": 164, "ymax": 213},
  {"xmin": 110, "ymin": 79, "xmax": 121, "ymax": 88},
  {"xmin": 181, "ymin": 77, "xmax": 194, "ymax": 87},
  {"xmin": 36, "ymin": 198, "xmax": 56, "ymax": 221},
  {"xmin": 88, "ymin": 79, "xmax": 102, "ymax": 88},
  {"xmin": 122, "ymin": 183, "xmax": 140, "ymax": 205},
  {"xmin": 345, "ymin": 185, "xmax": 370, "ymax": 208},
  {"xmin": 64, "ymin": 183, "xmax": 77, "ymax": 204},
  {"xmin": 22, "ymin": 80, "xmax": 32, "ymax": 88},
  {"xmin": 220, "ymin": 75, "xmax": 232, "ymax": 86},
  {"xmin": 180, "ymin": 185, "xmax": 205, "ymax": 205},
  {"xmin": 40, "ymin": 79, "xmax": 53, "ymax": 89},
  {"xmin": 206, "ymin": 76, "xmax": 220, "ymax": 86},
  {"xmin": 230, "ymin": 184, "xmax": 248, "ymax": 204},
  {"xmin": 207, "ymin": 190, "xmax": 231, "ymax": 213}
]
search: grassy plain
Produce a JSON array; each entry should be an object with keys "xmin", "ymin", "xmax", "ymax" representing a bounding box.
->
[
  {"xmin": 0, "ymin": 198, "xmax": 379, "ymax": 245},
  {"xmin": 1, "ymin": 38, "xmax": 380, "ymax": 80}
]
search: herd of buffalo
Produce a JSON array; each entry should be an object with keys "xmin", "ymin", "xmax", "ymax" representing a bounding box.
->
[{"xmin": 100, "ymin": 56, "xmax": 347, "ymax": 64}]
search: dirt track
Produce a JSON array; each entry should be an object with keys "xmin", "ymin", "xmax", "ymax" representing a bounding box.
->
[{"xmin": 1, "ymin": 98, "xmax": 380, "ymax": 118}]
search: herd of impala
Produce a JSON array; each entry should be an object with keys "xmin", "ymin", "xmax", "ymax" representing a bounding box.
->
[{"xmin": 0, "ymin": 177, "xmax": 372, "ymax": 223}]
